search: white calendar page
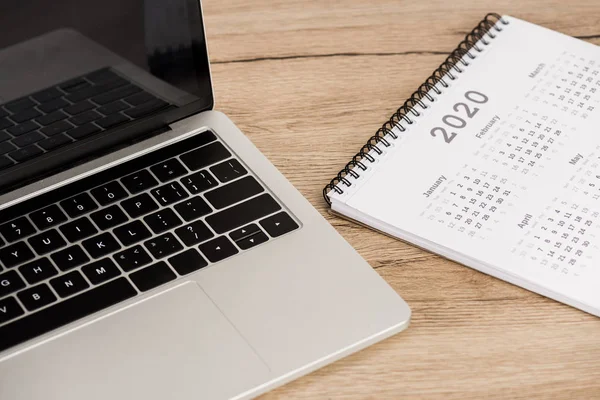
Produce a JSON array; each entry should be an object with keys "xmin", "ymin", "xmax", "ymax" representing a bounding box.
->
[{"xmin": 330, "ymin": 16, "xmax": 600, "ymax": 314}]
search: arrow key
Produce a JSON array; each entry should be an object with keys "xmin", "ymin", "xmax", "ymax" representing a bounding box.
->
[
  {"xmin": 236, "ymin": 231, "xmax": 268, "ymax": 250},
  {"xmin": 260, "ymin": 212, "xmax": 299, "ymax": 238},
  {"xmin": 199, "ymin": 236, "xmax": 238, "ymax": 263},
  {"xmin": 229, "ymin": 223, "xmax": 260, "ymax": 242}
]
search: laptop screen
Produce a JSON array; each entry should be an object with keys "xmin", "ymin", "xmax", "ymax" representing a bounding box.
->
[{"xmin": 0, "ymin": 0, "xmax": 213, "ymax": 112}]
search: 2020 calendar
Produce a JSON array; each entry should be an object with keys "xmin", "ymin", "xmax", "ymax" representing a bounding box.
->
[{"xmin": 325, "ymin": 14, "xmax": 600, "ymax": 316}]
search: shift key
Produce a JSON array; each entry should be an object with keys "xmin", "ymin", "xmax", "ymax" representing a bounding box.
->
[{"xmin": 206, "ymin": 193, "xmax": 281, "ymax": 234}]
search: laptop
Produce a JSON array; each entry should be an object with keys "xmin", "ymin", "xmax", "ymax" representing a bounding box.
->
[{"xmin": 0, "ymin": 1, "xmax": 411, "ymax": 399}]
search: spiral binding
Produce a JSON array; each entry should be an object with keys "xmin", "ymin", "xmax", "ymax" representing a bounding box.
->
[{"xmin": 323, "ymin": 12, "xmax": 509, "ymax": 205}]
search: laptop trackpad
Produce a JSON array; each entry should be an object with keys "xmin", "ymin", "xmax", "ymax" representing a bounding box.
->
[{"xmin": 0, "ymin": 282, "xmax": 270, "ymax": 400}]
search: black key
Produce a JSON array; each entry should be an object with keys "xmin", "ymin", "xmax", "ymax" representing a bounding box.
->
[
  {"xmin": 70, "ymin": 110, "xmax": 102, "ymax": 126},
  {"xmin": 144, "ymin": 209, "xmax": 182, "ymax": 234},
  {"xmin": 59, "ymin": 217, "xmax": 98, "ymax": 242},
  {"xmin": 64, "ymin": 100, "xmax": 95, "ymax": 115},
  {"xmin": 0, "ymin": 217, "xmax": 36, "ymax": 243},
  {"xmin": 28, "ymin": 229, "xmax": 66, "ymax": 255},
  {"xmin": 38, "ymin": 133, "xmax": 72, "ymax": 151},
  {"xmin": 82, "ymin": 232, "xmax": 121, "ymax": 259},
  {"xmin": 0, "ymin": 297, "xmax": 24, "ymax": 325},
  {"xmin": 168, "ymin": 249, "xmax": 207, "ymax": 276},
  {"xmin": 130, "ymin": 261, "xmax": 176, "ymax": 292},
  {"xmin": 7, "ymin": 121, "xmax": 38, "ymax": 136},
  {"xmin": 18, "ymin": 258, "xmax": 58, "ymax": 284},
  {"xmin": 180, "ymin": 142, "xmax": 231, "ymax": 171},
  {"xmin": 0, "ymin": 141, "xmax": 16, "ymax": 155},
  {"xmin": 0, "ymin": 108, "xmax": 7, "ymax": 119},
  {"xmin": 50, "ymin": 271, "xmax": 89, "ymax": 298},
  {"xmin": 51, "ymin": 245, "xmax": 90, "ymax": 271},
  {"xmin": 229, "ymin": 223, "xmax": 261, "ymax": 242},
  {"xmin": 0, "ymin": 278, "xmax": 136, "ymax": 353},
  {"xmin": 82, "ymin": 258, "xmax": 121, "ymax": 285},
  {"xmin": 260, "ymin": 212, "xmax": 299, "ymax": 237},
  {"xmin": 97, "ymin": 100, "xmax": 129, "ymax": 115},
  {"xmin": 125, "ymin": 91, "xmax": 156, "ymax": 106},
  {"xmin": 96, "ymin": 113, "xmax": 129, "ymax": 129},
  {"xmin": 205, "ymin": 176, "xmax": 263, "ymax": 210},
  {"xmin": 60, "ymin": 193, "xmax": 98, "ymax": 218},
  {"xmin": 11, "ymin": 108, "xmax": 41, "ymax": 123},
  {"xmin": 5, "ymin": 98, "xmax": 36, "ymax": 113},
  {"xmin": 0, "ymin": 131, "xmax": 10, "ymax": 142},
  {"xmin": 9, "ymin": 145, "xmax": 43, "ymax": 162},
  {"xmin": 38, "ymin": 98, "xmax": 69, "ymax": 113},
  {"xmin": 121, "ymin": 193, "xmax": 158, "ymax": 218},
  {"xmin": 236, "ymin": 231, "xmax": 269, "ymax": 250},
  {"xmin": 173, "ymin": 197, "xmax": 212, "ymax": 222},
  {"xmin": 151, "ymin": 182, "xmax": 189, "ymax": 206},
  {"xmin": 124, "ymin": 99, "xmax": 168, "ymax": 119},
  {"xmin": 121, "ymin": 169, "xmax": 158, "ymax": 194},
  {"xmin": 17, "ymin": 283, "xmax": 57, "ymax": 311},
  {"xmin": 92, "ymin": 85, "xmax": 141, "ymax": 105},
  {"xmin": 40, "ymin": 120, "xmax": 74, "ymax": 136},
  {"xmin": 114, "ymin": 245, "xmax": 152, "ymax": 272},
  {"xmin": 30, "ymin": 204, "xmax": 67, "ymax": 230},
  {"xmin": 199, "ymin": 236, "xmax": 239, "ymax": 263},
  {"xmin": 36, "ymin": 110, "xmax": 68, "ymax": 126},
  {"xmin": 0, "ymin": 270, "xmax": 26, "ymax": 297},
  {"xmin": 12, "ymin": 131, "xmax": 43, "ymax": 147},
  {"xmin": 114, "ymin": 221, "xmax": 151, "ymax": 247},
  {"xmin": 144, "ymin": 233, "xmax": 183, "ymax": 259},
  {"xmin": 67, "ymin": 123, "xmax": 101, "ymax": 139},
  {"xmin": 206, "ymin": 193, "xmax": 281, "ymax": 234},
  {"xmin": 151, "ymin": 158, "xmax": 187, "ymax": 182},
  {"xmin": 0, "ymin": 236, "xmax": 4, "ymax": 247},
  {"xmin": 91, "ymin": 181, "xmax": 128, "ymax": 206},
  {"xmin": 0, "ymin": 242, "xmax": 35, "ymax": 268},
  {"xmin": 32, "ymin": 88, "xmax": 63, "ymax": 103},
  {"xmin": 60, "ymin": 78, "xmax": 90, "ymax": 93},
  {"xmin": 90, "ymin": 205, "xmax": 128, "ymax": 230},
  {"xmin": 210, "ymin": 159, "xmax": 248, "ymax": 183},
  {"xmin": 0, "ymin": 118, "xmax": 13, "ymax": 130},
  {"xmin": 175, "ymin": 220, "xmax": 214, "ymax": 247},
  {"xmin": 181, "ymin": 170, "xmax": 218, "ymax": 194},
  {"xmin": 0, "ymin": 155, "xmax": 13, "ymax": 171}
]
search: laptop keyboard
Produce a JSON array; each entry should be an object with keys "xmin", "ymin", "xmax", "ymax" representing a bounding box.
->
[
  {"xmin": 0, "ymin": 130, "xmax": 299, "ymax": 353},
  {"xmin": 0, "ymin": 68, "xmax": 170, "ymax": 170}
]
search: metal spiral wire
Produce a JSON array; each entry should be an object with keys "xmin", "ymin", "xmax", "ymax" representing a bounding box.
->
[{"xmin": 323, "ymin": 13, "xmax": 508, "ymax": 205}]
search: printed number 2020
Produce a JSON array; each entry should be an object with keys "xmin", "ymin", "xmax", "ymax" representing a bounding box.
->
[{"xmin": 430, "ymin": 91, "xmax": 489, "ymax": 144}]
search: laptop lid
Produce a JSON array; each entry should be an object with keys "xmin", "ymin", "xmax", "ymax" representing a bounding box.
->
[{"xmin": 0, "ymin": 0, "xmax": 213, "ymax": 193}]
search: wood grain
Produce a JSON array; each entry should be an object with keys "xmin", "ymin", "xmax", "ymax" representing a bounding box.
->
[{"xmin": 202, "ymin": 0, "xmax": 600, "ymax": 398}]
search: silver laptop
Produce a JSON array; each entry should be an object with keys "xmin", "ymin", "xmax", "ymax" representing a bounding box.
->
[{"xmin": 0, "ymin": 1, "xmax": 411, "ymax": 399}]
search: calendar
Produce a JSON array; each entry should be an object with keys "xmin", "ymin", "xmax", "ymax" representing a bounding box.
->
[{"xmin": 327, "ymin": 15, "xmax": 600, "ymax": 316}]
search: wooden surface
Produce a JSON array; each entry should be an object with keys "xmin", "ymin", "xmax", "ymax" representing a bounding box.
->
[{"xmin": 202, "ymin": 1, "xmax": 600, "ymax": 398}]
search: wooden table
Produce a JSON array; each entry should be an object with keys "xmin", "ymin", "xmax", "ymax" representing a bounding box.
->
[{"xmin": 203, "ymin": 1, "xmax": 600, "ymax": 398}]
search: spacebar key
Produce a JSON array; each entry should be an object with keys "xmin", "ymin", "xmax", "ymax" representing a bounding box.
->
[
  {"xmin": 206, "ymin": 193, "xmax": 281, "ymax": 234},
  {"xmin": 0, "ymin": 278, "xmax": 137, "ymax": 353}
]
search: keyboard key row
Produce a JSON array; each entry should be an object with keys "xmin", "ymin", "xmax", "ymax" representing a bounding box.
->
[
  {"xmin": 0, "ymin": 153, "xmax": 245, "ymax": 247},
  {"xmin": 0, "ymin": 193, "xmax": 285, "ymax": 269}
]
